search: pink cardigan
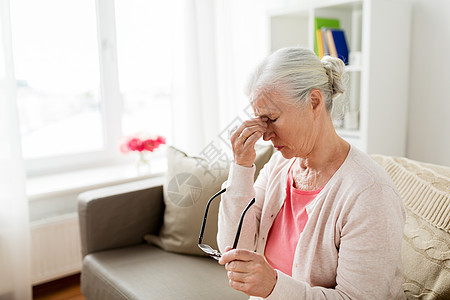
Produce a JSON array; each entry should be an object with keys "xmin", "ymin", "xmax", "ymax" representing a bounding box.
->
[{"xmin": 217, "ymin": 146, "xmax": 406, "ymax": 299}]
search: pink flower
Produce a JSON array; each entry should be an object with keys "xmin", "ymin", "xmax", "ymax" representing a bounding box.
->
[
  {"xmin": 128, "ymin": 138, "xmax": 144, "ymax": 152},
  {"xmin": 156, "ymin": 135, "xmax": 166, "ymax": 146},
  {"xmin": 142, "ymin": 139, "xmax": 156, "ymax": 152},
  {"xmin": 120, "ymin": 142, "xmax": 130, "ymax": 153},
  {"xmin": 119, "ymin": 134, "xmax": 166, "ymax": 153}
]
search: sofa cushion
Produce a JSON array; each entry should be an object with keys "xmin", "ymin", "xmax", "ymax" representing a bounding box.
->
[
  {"xmin": 371, "ymin": 155, "xmax": 450, "ymax": 299},
  {"xmin": 81, "ymin": 244, "xmax": 248, "ymax": 300},
  {"xmin": 145, "ymin": 144, "xmax": 273, "ymax": 256}
]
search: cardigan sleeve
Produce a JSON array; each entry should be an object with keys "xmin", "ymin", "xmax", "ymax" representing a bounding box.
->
[{"xmin": 217, "ymin": 158, "xmax": 270, "ymax": 253}]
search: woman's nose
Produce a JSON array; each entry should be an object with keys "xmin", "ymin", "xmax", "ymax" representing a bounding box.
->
[{"xmin": 263, "ymin": 126, "xmax": 274, "ymax": 141}]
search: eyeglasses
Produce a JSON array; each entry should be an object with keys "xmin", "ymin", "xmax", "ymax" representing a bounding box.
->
[{"xmin": 198, "ymin": 188, "xmax": 255, "ymax": 260}]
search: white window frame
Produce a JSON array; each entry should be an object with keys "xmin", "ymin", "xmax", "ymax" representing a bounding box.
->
[{"xmin": 24, "ymin": 0, "xmax": 129, "ymax": 177}]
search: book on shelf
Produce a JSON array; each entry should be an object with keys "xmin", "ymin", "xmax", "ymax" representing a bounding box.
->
[
  {"xmin": 314, "ymin": 17, "xmax": 340, "ymax": 56},
  {"xmin": 330, "ymin": 29, "xmax": 349, "ymax": 65},
  {"xmin": 316, "ymin": 29, "xmax": 324, "ymax": 58},
  {"xmin": 321, "ymin": 28, "xmax": 329, "ymax": 56},
  {"xmin": 326, "ymin": 29, "xmax": 338, "ymax": 57},
  {"xmin": 314, "ymin": 17, "xmax": 350, "ymax": 65}
]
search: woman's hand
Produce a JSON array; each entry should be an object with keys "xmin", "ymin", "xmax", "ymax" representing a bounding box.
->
[
  {"xmin": 230, "ymin": 117, "xmax": 267, "ymax": 167},
  {"xmin": 219, "ymin": 246, "xmax": 277, "ymax": 298}
]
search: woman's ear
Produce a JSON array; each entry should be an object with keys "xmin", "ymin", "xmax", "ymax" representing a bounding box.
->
[{"xmin": 309, "ymin": 89, "xmax": 324, "ymax": 114}]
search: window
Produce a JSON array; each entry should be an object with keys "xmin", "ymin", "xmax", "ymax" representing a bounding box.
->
[
  {"xmin": 10, "ymin": 0, "xmax": 176, "ymax": 175},
  {"xmin": 11, "ymin": 0, "xmax": 103, "ymax": 160}
]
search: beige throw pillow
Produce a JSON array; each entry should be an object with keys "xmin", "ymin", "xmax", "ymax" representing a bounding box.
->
[
  {"xmin": 371, "ymin": 155, "xmax": 450, "ymax": 299},
  {"xmin": 145, "ymin": 144, "xmax": 273, "ymax": 256}
]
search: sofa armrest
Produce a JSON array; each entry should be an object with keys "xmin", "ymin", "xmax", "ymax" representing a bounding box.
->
[{"xmin": 78, "ymin": 176, "xmax": 165, "ymax": 257}]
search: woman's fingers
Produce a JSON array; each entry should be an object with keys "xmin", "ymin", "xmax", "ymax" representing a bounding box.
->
[
  {"xmin": 225, "ymin": 259, "xmax": 252, "ymax": 273},
  {"xmin": 230, "ymin": 120, "xmax": 266, "ymax": 145},
  {"xmin": 224, "ymin": 246, "xmax": 233, "ymax": 252},
  {"xmin": 230, "ymin": 117, "xmax": 267, "ymax": 167},
  {"xmin": 218, "ymin": 249, "xmax": 277, "ymax": 298},
  {"xmin": 219, "ymin": 249, "xmax": 254, "ymax": 265},
  {"xmin": 234, "ymin": 128, "xmax": 262, "ymax": 150},
  {"xmin": 227, "ymin": 270, "xmax": 247, "ymax": 283},
  {"xmin": 243, "ymin": 130, "xmax": 263, "ymax": 147}
]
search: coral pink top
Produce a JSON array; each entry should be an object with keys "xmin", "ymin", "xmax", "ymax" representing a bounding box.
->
[{"xmin": 264, "ymin": 162, "xmax": 322, "ymax": 276}]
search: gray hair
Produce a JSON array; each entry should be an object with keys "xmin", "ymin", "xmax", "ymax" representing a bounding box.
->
[{"xmin": 245, "ymin": 47, "xmax": 347, "ymax": 112}]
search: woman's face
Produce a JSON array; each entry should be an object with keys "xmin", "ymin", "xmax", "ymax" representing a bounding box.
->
[{"xmin": 252, "ymin": 91, "xmax": 318, "ymax": 159}]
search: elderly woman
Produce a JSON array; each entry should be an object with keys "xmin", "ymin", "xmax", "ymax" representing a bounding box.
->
[{"xmin": 217, "ymin": 47, "xmax": 406, "ymax": 299}]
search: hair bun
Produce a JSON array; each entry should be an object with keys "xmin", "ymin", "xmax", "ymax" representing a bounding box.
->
[{"xmin": 321, "ymin": 56, "xmax": 347, "ymax": 98}]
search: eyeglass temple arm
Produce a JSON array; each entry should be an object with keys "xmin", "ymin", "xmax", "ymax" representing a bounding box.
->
[
  {"xmin": 198, "ymin": 187, "xmax": 227, "ymax": 244},
  {"xmin": 232, "ymin": 198, "xmax": 256, "ymax": 249}
]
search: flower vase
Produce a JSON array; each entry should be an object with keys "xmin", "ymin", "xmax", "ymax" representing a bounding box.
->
[{"xmin": 137, "ymin": 151, "xmax": 151, "ymax": 174}]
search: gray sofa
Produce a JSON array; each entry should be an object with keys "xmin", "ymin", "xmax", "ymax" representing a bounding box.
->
[
  {"xmin": 78, "ymin": 155, "xmax": 450, "ymax": 299},
  {"xmin": 78, "ymin": 176, "xmax": 247, "ymax": 300}
]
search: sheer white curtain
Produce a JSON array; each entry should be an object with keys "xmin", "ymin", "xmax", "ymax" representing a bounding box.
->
[
  {"xmin": 0, "ymin": 0, "xmax": 32, "ymax": 299},
  {"xmin": 171, "ymin": 0, "xmax": 220, "ymax": 155},
  {"xmin": 214, "ymin": 0, "xmax": 269, "ymax": 132},
  {"xmin": 171, "ymin": 0, "xmax": 268, "ymax": 155}
]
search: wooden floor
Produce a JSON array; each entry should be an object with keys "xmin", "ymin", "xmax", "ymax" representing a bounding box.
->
[{"xmin": 33, "ymin": 274, "xmax": 85, "ymax": 300}]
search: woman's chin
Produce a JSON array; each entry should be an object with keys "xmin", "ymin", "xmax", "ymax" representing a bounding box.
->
[{"xmin": 277, "ymin": 148, "xmax": 294, "ymax": 159}]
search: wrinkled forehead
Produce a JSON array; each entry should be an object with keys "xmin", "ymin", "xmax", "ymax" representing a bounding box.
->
[{"xmin": 250, "ymin": 90, "xmax": 283, "ymax": 117}]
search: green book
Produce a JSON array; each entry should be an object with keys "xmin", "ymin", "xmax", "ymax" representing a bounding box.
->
[{"xmin": 314, "ymin": 17, "xmax": 340, "ymax": 56}]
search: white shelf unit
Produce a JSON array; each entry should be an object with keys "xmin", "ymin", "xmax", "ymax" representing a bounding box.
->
[{"xmin": 268, "ymin": 0, "xmax": 411, "ymax": 156}]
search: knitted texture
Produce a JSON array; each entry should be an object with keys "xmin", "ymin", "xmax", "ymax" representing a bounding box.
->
[{"xmin": 371, "ymin": 155, "xmax": 450, "ymax": 299}]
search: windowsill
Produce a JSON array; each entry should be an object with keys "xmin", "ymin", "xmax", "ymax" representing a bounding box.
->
[{"xmin": 26, "ymin": 157, "xmax": 168, "ymax": 202}]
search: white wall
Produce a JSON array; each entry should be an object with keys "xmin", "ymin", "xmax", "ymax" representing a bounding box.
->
[{"xmin": 406, "ymin": 0, "xmax": 450, "ymax": 166}]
